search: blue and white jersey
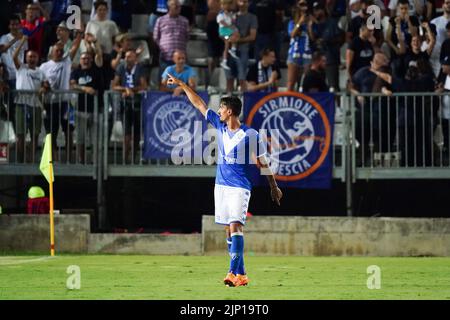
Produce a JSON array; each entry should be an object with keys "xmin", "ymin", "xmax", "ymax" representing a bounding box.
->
[{"xmin": 206, "ymin": 109, "xmax": 266, "ymax": 191}]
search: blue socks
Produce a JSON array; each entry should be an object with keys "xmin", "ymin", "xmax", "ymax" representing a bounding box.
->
[{"xmin": 229, "ymin": 233, "xmax": 245, "ymax": 275}]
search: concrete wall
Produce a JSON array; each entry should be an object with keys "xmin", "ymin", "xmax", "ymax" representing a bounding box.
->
[
  {"xmin": 2, "ymin": 214, "xmax": 450, "ymax": 256},
  {"xmin": 0, "ymin": 214, "xmax": 202, "ymax": 255},
  {"xmin": 0, "ymin": 214, "xmax": 90, "ymax": 253},
  {"xmin": 202, "ymin": 216, "xmax": 450, "ymax": 256},
  {"xmin": 88, "ymin": 234, "xmax": 202, "ymax": 255}
]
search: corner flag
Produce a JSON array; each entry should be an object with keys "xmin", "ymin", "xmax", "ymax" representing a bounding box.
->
[
  {"xmin": 40, "ymin": 134, "xmax": 54, "ymax": 183},
  {"xmin": 40, "ymin": 134, "xmax": 55, "ymax": 256}
]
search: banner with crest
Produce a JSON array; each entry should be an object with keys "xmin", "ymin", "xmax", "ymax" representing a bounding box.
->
[
  {"xmin": 143, "ymin": 91, "xmax": 209, "ymax": 160},
  {"xmin": 244, "ymin": 92, "xmax": 335, "ymax": 189}
]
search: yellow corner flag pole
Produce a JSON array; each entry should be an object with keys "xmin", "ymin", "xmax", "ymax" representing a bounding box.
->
[{"xmin": 40, "ymin": 134, "xmax": 55, "ymax": 256}]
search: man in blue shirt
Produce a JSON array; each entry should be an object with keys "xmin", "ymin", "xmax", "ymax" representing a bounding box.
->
[
  {"xmin": 160, "ymin": 50, "xmax": 197, "ymax": 96},
  {"xmin": 167, "ymin": 73, "xmax": 283, "ymax": 287}
]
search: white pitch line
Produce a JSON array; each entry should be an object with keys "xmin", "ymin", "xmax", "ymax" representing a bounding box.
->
[{"xmin": 0, "ymin": 256, "xmax": 57, "ymax": 266}]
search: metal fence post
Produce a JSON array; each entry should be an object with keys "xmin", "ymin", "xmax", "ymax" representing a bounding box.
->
[{"xmin": 345, "ymin": 94, "xmax": 353, "ymax": 216}]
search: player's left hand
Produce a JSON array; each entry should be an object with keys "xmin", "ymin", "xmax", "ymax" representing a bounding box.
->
[{"xmin": 271, "ymin": 187, "xmax": 282, "ymax": 206}]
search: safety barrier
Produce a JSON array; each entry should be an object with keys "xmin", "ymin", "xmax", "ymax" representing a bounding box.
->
[{"xmin": 0, "ymin": 90, "xmax": 98, "ymax": 178}]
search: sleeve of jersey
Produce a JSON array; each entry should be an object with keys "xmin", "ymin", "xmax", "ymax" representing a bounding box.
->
[{"xmin": 205, "ymin": 108, "xmax": 222, "ymax": 129}]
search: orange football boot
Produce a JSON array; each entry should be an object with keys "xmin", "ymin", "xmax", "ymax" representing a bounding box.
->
[
  {"xmin": 235, "ymin": 274, "xmax": 249, "ymax": 287},
  {"xmin": 223, "ymin": 272, "xmax": 237, "ymax": 287}
]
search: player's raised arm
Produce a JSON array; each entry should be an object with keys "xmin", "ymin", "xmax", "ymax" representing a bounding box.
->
[{"xmin": 167, "ymin": 73, "xmax": 208, "ymax": 116}]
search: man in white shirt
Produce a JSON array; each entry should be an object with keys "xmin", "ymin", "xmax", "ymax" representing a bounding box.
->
[
  {"xmin": 431, "ymin": 0, "xmax": 450, "ymax": 77},
  {"xmin": 12, "ymin": 36, "xmax": 49, "ymax": 163},
  {"xmin": 0, "ymin": 15, "xmax": 28, "ymax": 125},
  {"xmin": 39, "ymin": 34, "xmax": 82, "ymax": 162},
  {"xmin": 0, "ymin": 15, "xmax": 28, "ymax": 89}
]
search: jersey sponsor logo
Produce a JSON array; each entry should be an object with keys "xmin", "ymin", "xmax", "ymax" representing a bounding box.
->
[{"xmin": 246, "ymin": 92, "xmax": 331, "ymax": 181}]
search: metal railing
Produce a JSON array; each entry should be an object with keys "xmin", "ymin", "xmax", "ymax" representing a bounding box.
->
[
  {"xmin": 0, "ymin": 90, "xmax": 98, "ymax": 178},
  {"xmin": 351, "ymin": 92, "xmax": 450, "ymax": 181}
]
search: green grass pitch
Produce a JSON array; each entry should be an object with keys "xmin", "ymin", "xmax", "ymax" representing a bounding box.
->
[{"xmin": 1, "ymin": 255, "xmax": 450, "ymax": 300}]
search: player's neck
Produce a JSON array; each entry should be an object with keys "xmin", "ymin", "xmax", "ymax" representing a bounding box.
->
[{"xmin": 227, "ymin": 117, "xmax": 241, "ymax": 132}]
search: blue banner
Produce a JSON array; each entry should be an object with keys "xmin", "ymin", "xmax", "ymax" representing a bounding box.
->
[
  {"xmin": 244, "ymin": 92, "xmax": 335, "ymax": 189},
  {"xmin": 143, "ymin": 91, "xmax": 209, "ymax": 160}
]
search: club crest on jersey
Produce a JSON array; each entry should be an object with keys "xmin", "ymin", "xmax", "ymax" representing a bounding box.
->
[{"xmin": 246, "ymin": 92, "xmax": 331, "ymax": 181}]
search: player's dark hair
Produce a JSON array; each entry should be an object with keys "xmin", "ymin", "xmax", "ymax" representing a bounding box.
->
[
  {"xmin": 220, "ymin": 96, "xmax": 242, "ymax": 117},
  {"xmin": 398, "ymin": 0, "xmax": 409, "ymax": 6}
]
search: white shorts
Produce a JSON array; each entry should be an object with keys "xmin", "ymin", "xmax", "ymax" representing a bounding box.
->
[{"xmin": 214, "ymin": 184, "xmax": 251, "ymax": 226}]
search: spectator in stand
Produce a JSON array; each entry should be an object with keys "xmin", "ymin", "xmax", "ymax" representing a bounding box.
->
[
  {"xmin": 111, "ymin": 33, "xmax": 144, "ymax": 71},
  {"xmin": 386, "ymin": 0, "xmax": 420, "ymax": 77},
  {"xmin": 0, "ymin": 16, "xmax": 28, "ymax": 93},
  {"xmin": 346, "ymin": 24, "xmax": 377, "ymax": 81},
  {"xmin": 430, "ymin": 0, "xmax": 450, "ymax": 77},
  {"xmin": 437, "ymin": 55, "xmax": 450, "ymax": 162},
  {"xmin": 349, "ymin": 52, "xmax": 391, "ymax": 166},
  {"xmin": 246, "ymin": 47, "xmax": 281, "ymax": 92},
  {"xmin": 302, "ymin": 51, "xmax": 329, "ymax": 92},
  {"xmin": 397, "ymin": 23, "xmax": 435, "ymax": 77},
  {"xmin": 224, "ymin": 0, "xmax": 258, "ymax": 93},
  {"xmin": 346, "ymin": 0, "xmax": 384, "ymax": 47},
  {"xmin": 39, "ymin": 34, "xmax": 82, "ymax": 162},
  {"xmin": 311, "ymin": 2, "xmax": 344, "ymax": 91},
  {"xmin": 86, "ymin": 1, "xmax": 120, "ymax": 56},
  {"xmin": 0, "ymin": 15, "xmax": 28, "ymax": 125},
  {"xmin": 91, "ymin": 0, "xmax": 112, "ymax": 21},
  {"xmin": 43, "ymin": 0, "xmax": 82, "ymax": 58},
  {"xmin": 70, "ymin": 51, "xmax": 103, "ymax": 163},
  {"xmin": 111, "ymin": 49, "xmax": 148, "ymax": 164},
  {"xmin": 79, "ymin": 32, "xmax": 104, "ymax": 69},
  {"xmin": 47, "ymin": 22, "xmax": 75, "ymax": 60},
  {"xmin": 12, "ymin": 36, "xmax": 49, "ymax": 163},
  {"xmin": 439, "ymin": 21, "xmax": 450, "ymax": 63},
  {"xmin": 161, "ymin": 50, "xmax": 197, "ymax": 95},
  {"xmin": 251, "ymin": 0, "xmax": 286, "ymax": 62},
  {"xmin": 21, "ymin": 2, "xmax": 49, "ymax": 60},
  {"xmin": 205, "ymin": 0, "xmax": 224, "ymax": 88},
  {"xmin": 217, "ymin": 0, "xmax": 240, "ymax": 71},
  {"xmin": 149, "ymin": 0, "xmax": 169, "ymax": 35},
  {"xmin": 153, "ymin": 0, "xmax": 190, "ymax": 81},
  {"xmin": 286, "ymin": 0, "xmax": 315, "ymax": 91},
  {"xmin": 388, "ymin": 0, "xmax": 433, "ymax": 19}
]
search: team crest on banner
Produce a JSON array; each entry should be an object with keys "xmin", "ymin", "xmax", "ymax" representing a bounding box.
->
[
  {"xmin": 143, "ymin": 91, "xmax": 209, "ymax": 159},
  {"xmin": 244, "ymin": 92, "xmax": 335, "ymax": 189}
]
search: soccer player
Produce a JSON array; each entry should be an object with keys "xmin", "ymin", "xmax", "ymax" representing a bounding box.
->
[{"xmin": 167, "ymin": 73, "xmax": 283, "ymax": 287}]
